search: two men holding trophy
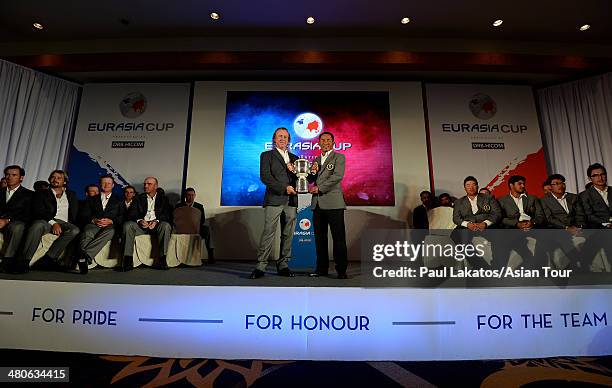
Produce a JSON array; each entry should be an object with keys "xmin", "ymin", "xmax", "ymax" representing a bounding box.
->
[{"xmin": 250, "ymin": 128, "xmax": 348, "ymax": 279}]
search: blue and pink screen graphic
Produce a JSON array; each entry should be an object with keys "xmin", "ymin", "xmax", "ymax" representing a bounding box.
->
[{"xmin": 221, "ymin": 91, "xmax": 395, "ymax": 206}]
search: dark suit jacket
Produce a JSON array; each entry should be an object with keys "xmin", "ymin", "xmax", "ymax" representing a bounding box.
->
[
  {"xmin": 498, "ymin": 193, "xmax": 545, "ymax": 228},
  {"xmin": 32, "ymin": 189, "xmax": 79, "ymax": 224},
  {"xmin": 260, "ymin": 149, "xmax": 298, "ymax": 207},
  {"xmin": 579, "ymin": 186, "xmax": 612, "ymax": 228},
  {"xmin": 412, "ymin": 205, "xmax": 429, "ymax": 229},
  {"xmin": 79, "ymin": 193, "xmax": 123, "ymax": 226},
  {"xmin": 541, "ymin": 192, "xmax": 585, "ymax": 229},
  {"xmin": 0, "ymin": 186, "xmax": 34, "ymax": 223},
  {"xmin": 175, "ymin": 201, "xmax": 206, "ymax": 232},
  {"xmin": 453, "ymin": 194, "xmax": 501, "ymax": 228},
  {"xmin": 128, "ymin": 192, "xmax": 172, "ymax": 223}
]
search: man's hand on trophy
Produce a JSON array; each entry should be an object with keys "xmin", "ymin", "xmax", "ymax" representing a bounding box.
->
[
  {"xmin": 287, "ymin": 163, "xmax": 295, "ymax": 173},
  {"xmin": 286, "ymin": 186, "xmax": 297, "ymax": 195},
  {"xmin": 309, "ymin": 186, "xmax": 319, "ymax": 194},
  {"xmin": 310, "ymin": 162, "xmax": 319, "ymax": 174}
]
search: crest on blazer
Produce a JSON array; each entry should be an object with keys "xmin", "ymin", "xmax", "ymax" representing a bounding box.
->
[
  {"xmin": 326, "ymin": 163, "xmax": 334, "ymax": 171},
  {"xmin": 482, "ymin": 204, "xmax": 491, "ymax": 212}
]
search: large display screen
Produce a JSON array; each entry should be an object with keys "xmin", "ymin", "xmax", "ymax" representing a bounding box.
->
[{"xmin": 221, "ymin": 91, "xmax": 395, "ymax": 206}]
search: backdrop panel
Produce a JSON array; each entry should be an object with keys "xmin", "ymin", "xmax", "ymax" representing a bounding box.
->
[
  {"xmin": 221, "ymin": 91, "xmax": 395, "ymax": 207},
  {"xmin": 67, "ymin": 83, "xmax": 191, "ymax": 198},
  {"xmin": 426, "ymin": 84, "xmax": 547, "ymax": 198}
]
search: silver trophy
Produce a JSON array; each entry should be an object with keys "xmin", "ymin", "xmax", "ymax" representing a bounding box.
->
[{"xmin": 292, "ymin": 158, "xmax": 312, "ymax": 193}]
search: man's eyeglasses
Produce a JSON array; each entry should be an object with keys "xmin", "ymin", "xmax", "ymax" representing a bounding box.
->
[{"xmin": 590, "ymin": 173, "xmax": 607, "ymax": 178}]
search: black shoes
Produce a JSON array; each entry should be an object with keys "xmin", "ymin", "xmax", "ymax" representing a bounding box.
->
[
  {"xmin": 3, "ymin": 258, "xmax": 29, "ymax": 274},
  {"xmin": 115, "ymin": 256, "xmax": 134, "ymax": 272},
  {"xmin": 152, "ymin": 256, "xmax": 169, "ymax": 270},
  {"xmin": 77, "ymin": 259, "xmax": 89, "ymax": 275},
  {"xmin": 337, "ymin": 272, "xmax": 348, "ymax": 279},
  {"xmin": 309, "ymin": 271, "xmax": 328, "ymax": 277},
  {"xmin": 249, "ymin": 269, "xmax": 265, "ymax": 279},
  {"xmin": 277, "ymin": 268, "xmax": 295, "ymax": 277},
  {"xmin": 207, "ymin": 249, "xmax": 216, "ymax": 265}
]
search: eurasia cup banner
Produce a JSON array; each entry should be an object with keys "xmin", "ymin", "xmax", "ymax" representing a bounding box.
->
[
  {"xmin": 426, "ymin": 84, "xmax": 548, "ymax": 198},
  {"xmin": 67, "ymin": 83, "xmax": 191, "ymax": 198}
]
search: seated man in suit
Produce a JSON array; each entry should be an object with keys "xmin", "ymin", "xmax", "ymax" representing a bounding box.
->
[
  {"xmin": 175, "ymin": 187, "xmax": 214, "ymax": 263},
  {"xmin": 412, "ymin": 191, "xmax": 434, "ymax": 229},
  {"xmin": 122, "ymin": 185, "xmax": 137, "ymax": 214},
  {"xmin": 453, "ymin": 176, "xmax": 501, "ymax": 231},
  {"xmin": 497, "ymin": 175, "xmax": 546, "ymax": 269},
  {"xmin": 578, "ymin": 163, "xmax": 612, "ymax": 268},
  {"xmin": 120, "ymin": 176, "xmax": 172, "ymax": 271},
  {"xmin": 579, "ymin": 163, "xmax": 612, "ymax": 229},
  {"xmin": 452, "ymin": 176, "xmax": 501, "ymax": 268},
  {"xmin": 22, "ymin": 170, "xmax": 80, "ymax": 272},
  {"xmin": 540, "ymin": 174, "xmax": 586, "ymax": 270},
  {"xmin": 250, "ymin": 127, "xmax": 298, "ymax": 279},
  {"xmin": 76, "ymin": 175, "xmax": 123, "ymax": 274},
  {"xmin": 0, "ymin": 165, "xmax": 34, "ymax": 273}
]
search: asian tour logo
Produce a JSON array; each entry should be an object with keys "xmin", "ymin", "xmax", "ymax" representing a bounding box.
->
[
  {"xmin": 294, "ymin": 113, "xmax": 323, "ymax": 139},
  {"xmin": 119, "ymin": 92, "xmax": 147, "ymax": 118},
  {"xmin": 469, "ymin": 93, "xmax": 497, "ymax": 120},
  {"xmin": 299, "ymin": 218, "xmax": 312, "ymax": 231}
]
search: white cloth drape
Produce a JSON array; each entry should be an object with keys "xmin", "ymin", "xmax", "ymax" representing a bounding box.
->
[
  {"xmin": 0, "ymin": 59, "xmax": 80, "ymax": 188},
  {"xmin": 537, "ymin": 72, "xmax": 612, "ymax": 194}
]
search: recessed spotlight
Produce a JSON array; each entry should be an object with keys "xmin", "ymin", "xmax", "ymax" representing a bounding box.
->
[
  {"xmin": 492, "ymin": 19, "xmax": 503, "ymax": 27},
  {"xmin": 32, "ymin": 22, "xmax": 44, "ymax": 30},
  {"xmin": 401, "ymin": 17, "xmax": 411, "ymax": 25},
  {"xmin": 579, "ymin": 24, "xmax": 590, "ymax": 31},
  {"xmin": 306, "ymin": 16, "xmax": 315, "ymax": 25},
  {"xmin": 210, "ymin": 12, "xmax": 220, "ymax": 20}
]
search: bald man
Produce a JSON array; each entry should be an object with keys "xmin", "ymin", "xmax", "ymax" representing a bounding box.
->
[{"xmin": 119, "ymin": 177, "xmax": 172, "ymax": 271}]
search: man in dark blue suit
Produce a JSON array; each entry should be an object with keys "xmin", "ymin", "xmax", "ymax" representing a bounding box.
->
[
  {"xmin": 76, "ymin": 175, "xmax": 123, "ymax": 274},
  {"xmin": 250, "ymin": 127, "xmax": 298, "ymax": 279}
]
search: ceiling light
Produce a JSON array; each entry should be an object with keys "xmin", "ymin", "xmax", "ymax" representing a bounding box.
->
[
  {"xmin": 210, "ymin": 12, "xmax": 220, "ymax": 20},
  {"xmin": 492, "ymin": 19, "xmax": 503, "ymax": 27},
  {"xmin": 306, "ymin": 16, "xmax": 315, "ymax": 25},
  {"xmin": 401, "ymin": 17, "xmax": 410, "ymax": 25},
  {"xmin": 579, "ymin": 24, "xmax": 590, "ymax": 31},
  {"xmin": 33, "ymin": 22, "xmax": 44, "ymax": 30}
]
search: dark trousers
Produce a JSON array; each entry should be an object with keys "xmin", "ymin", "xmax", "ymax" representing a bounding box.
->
[{"xmin": 313, "ymin": 207, "xmax": 347, "ymax": 274}]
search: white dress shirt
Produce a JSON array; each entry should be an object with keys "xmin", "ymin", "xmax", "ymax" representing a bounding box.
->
[
  {"xmin": 553, "ymin": 193, "xmax": 569, "ymax": 214},
  {"xmin": 276, "ymin": 148, "xmax": 290, "ymax": 164},
  {"xmin": 5, "ymin": 185, "xmax": 20, "ymax": 203},
  {"xmin": 49, "ymin": 190, "xmax": 69, "ymax": 225},
  {"xmin": 144, "ymin": 194, "xmax": 157, "ymax": 221},
  {"xmin": 320, "ymin": 150, "xmax": 333, "ymax": 167},
  {"xmin": 511, "ymin": 193, "xmax": 531, "ymax": 221},
  {"xmin": 101, "ymin": 192, "xmax": 112, "ymax": 211}
]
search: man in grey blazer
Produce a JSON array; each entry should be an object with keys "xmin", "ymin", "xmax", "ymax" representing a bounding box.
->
[
  {"xmin": 250, "ymin": 127, "xmax": 298, "ymax": 279},
  {"xmin": 308, "ymin": 132, "xmax": 348, "ymax": 279},
  {"xmin": 579, "ymin": 163, "xmax": 612, "ymax": 229},
  {"xmin": 497, "ymin": 175, "xmax": 546, "ymax": 269},
  {"xmin": 541, "ymin": 174, "xmax": 586, "ymax": 270},
  {"xmin": 578, "ymin": 163, "xmax": 612, "ymax": 268},
  {"xmin": 452, "ymin": 176, "xmax": 501, "ymax": 268},
  {"xmin": 453, "ymin": 176, "xmax": 501, "ymax": 231}
]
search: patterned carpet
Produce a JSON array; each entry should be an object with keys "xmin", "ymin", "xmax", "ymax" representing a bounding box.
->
[{"xmin": 1, "ymin": 350, "xmax": 610, "ymax": 387}]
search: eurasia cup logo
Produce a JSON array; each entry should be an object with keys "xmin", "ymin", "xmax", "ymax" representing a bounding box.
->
[
  {"xmin": 299, "ymin": 218, "xmax": 312, "ymax": 231},
  {"xmin": 119, "ymin": 92, "xmax": 147, "ymax": 118},
  {"xmin": 293, "ymin": 113, "xmax": 323, "ymax": 139},
  {"xmin": 469, "ymin": 93, "xmax": 497, "ymax": 120}
]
